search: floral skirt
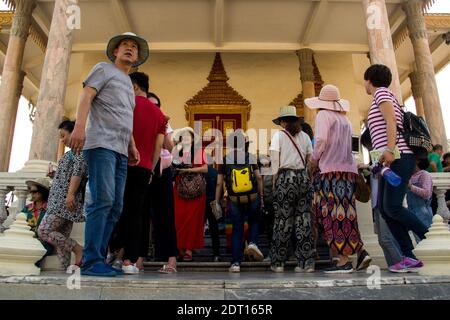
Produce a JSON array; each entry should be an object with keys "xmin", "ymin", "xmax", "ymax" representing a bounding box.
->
[{"xmin": 313, "ymin": 172, "xmax": 363, "ymax": 256}]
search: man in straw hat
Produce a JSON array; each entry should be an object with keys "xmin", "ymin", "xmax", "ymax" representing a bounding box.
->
[{"xmin": 70, "ymin": 32, "xmax": 149, "ymax": 277}]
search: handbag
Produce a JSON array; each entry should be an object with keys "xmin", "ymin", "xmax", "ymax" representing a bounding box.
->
[
  {"xmin": 176, "ymin": 172, "xmax": 206, "ymax": 199},
  {"xmin": 355, "ymin": 170, "xmax": 371, "ymax": 203}
]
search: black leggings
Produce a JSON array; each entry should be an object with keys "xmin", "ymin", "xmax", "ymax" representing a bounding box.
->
[{"xmin": 145, "ymin": 166, "xmax": 178, "ymax": 260}]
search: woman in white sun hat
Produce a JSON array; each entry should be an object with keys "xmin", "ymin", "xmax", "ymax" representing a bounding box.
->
[
  {"xmin": 269, "ymin": 106, "xmax": 316, "ymax": 273},
  {"xmin": 306, "ymin": 84, "xmax": 371, "ymax": 274}
]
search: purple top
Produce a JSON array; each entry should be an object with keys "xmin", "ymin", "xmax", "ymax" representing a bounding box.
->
[
  {"xmin": 311, "ymin": 110, "xmax": 357, "ymax": 174},
  {"xmin": 409, "ymin": 170, "xmax": 433, "ymax": 200}
]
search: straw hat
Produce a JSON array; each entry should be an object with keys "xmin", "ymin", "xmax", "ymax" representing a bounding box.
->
[
  {"xmin": 106, "ymin": 32, "xmax": 149, "ymax": 67},
  {"xmin": 25, "ymin": 177, "xmax": 50, "ymax": 191},
  {"xmin": 173, "ymin": 127, "xmax": 199, "ymax": 144},
  {"xmin": 304, "ymin": 84, "xmax": 350, "ymax": 112},
  {"xmin": 272, "ymin": 106, "xmax": 301, "ymax": 125}
]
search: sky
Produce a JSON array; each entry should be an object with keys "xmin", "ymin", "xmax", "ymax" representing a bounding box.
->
[{"xmin": 2, "ymin": 0, "xmax": 450, "ymax": 172}]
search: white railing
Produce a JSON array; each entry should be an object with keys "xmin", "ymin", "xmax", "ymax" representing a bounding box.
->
[
  {"xmin": 431, "ymin": 172, "xmax": 450, "ymax": 224},
  {"xmin": 0, "ymin": 160, "xmax": 52, "ymax": 232}
]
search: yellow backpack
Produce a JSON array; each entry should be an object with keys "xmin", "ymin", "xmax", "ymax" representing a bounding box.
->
[{"xmin": 230, "ymin": 167, "xmax": 253, "ymax": 194}]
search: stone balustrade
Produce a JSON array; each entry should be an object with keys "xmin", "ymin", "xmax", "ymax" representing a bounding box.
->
[
  {"xmin": 0, "ymin": 160, "xmax": 53, "ymax": 231},
  {"xmin": 430, "ymin": 173, "xmax": 450, "ymax": 224}
]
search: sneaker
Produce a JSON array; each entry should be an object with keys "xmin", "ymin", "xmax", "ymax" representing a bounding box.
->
[
  {"xmin": 106, "ymin": 253, "xmax": 116, "ymax": 265},
  {"xmin": 263, "ymin": 256, "xmax": 271, "ymax": 263},
  {"xmin": 111, "ymin": 259, "xmax": 123, "ymax": 271},
  {"xmin": 295, "ymin": 259, "xmax": 315, "ymax": 273},
  {"xmin": 213, "ymin": 256, "xmax": 221, "ymax": 262},
  {"xmin": 122, "ymin": 260, "xmax": 140, "ymax": 275},
  {"xmin": 403, "ymin": 257, "xmax": 423, "ymax": 272},
  {"xmin": 324, "ymin": 262, "xmax": 354, "ymax": 274},
  {"xmin": 270, "ymin": 263, "xmax": 284, "ymax": 273},
  {"xmin": 247, "ymin": 243, "xmax": 264, "ymax": 261},
  {"xmin": 229, "ymin": 263, "xmax": 240, "ymax": 273},
  {"xmin": 388, "ymin": 261, "xmax": 408, "ymax": 273},
  {"xmin": 81, "ymin": 263, "xmax": 117, "ymax": 277},
  {"xmin": 356, "ymin": 250, "xmax": 372, "ymax": 271}
]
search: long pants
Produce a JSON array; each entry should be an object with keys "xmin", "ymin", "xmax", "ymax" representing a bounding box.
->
[
  {"xmin": 270, "ymin": 169, "xmax": 316, "ymax": 265},
  {"xmin": 146, "ymin": 166, "xmax": 178, "ymax": 260},
  {"xmin": 229, "ymin": 198, "xmax": 260, "ymax": 264},
  {"xmin": 113, "ymin": 166, "xmax": 150, "ymax": 263},
  {"xmin": 378, "ymin": 153, "xmax": 428, "ymax": 259},
  {"xmin": 205, "ymin": 198, "xmax": 220, "ymax": 257},
  {"xmin": 38, "ymin": 214, "xmax": 77, "ymax": 270},
  {"xmin": 373, "ymin": 207, "xmax": 402, "ymax": 267},
  {"xmin": 83, "ymin": 148, "xmax": 128, "ymax": 268}
]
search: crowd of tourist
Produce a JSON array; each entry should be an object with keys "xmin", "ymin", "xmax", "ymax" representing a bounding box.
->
[{"xmin": 19, "ymin": 32, "xmax": 449, "ymax": 276}]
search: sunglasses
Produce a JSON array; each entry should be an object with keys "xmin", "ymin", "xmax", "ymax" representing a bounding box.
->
[{"xmin": 29, "ymin": 189, "xmax": 39, "ymax": 194}]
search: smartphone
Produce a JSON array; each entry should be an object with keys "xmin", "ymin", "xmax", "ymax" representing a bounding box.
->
[{"xmin": 352, "ymin": 135, "xmax": 360, "ymax": 154}]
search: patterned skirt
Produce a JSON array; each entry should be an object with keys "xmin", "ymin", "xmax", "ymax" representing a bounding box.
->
[{"xmin": 313, "ymin": 172, "xmax": 363, "ymax": 256}]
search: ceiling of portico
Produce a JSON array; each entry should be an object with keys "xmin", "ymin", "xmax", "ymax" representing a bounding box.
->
[{"xmin": 0, "ymin": 0, "xmax": 449, "ymax": 106}]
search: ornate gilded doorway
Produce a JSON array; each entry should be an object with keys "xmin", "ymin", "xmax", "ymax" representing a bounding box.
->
[{"xmin": 184, "ymin": 53, "xmax": 251, "ymax": 150}]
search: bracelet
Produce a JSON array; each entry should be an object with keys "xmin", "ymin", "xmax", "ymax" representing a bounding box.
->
[{"xmin": 385, "ymin": 148, "xmax": 395, "ymax": 155}]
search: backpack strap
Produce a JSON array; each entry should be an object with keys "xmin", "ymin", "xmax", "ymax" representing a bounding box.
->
[{"xmin": 281, "ymin": 130, "xmax": 306, "ymax": 168}]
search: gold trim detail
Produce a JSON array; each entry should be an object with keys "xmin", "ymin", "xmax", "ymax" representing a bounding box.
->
[{"xmin": 185, "ymin": 52, "xmax": 251, "ymax": 128}]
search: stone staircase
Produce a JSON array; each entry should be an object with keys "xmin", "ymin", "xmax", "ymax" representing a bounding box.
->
[{"xmin": 144, "ymin": 232, "xmax": 333, "ymax": 271}]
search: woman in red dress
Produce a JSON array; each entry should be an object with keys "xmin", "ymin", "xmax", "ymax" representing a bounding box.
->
[{"xmin": 173, "ymin": 127, "xmax": 208, "ymax": 261}]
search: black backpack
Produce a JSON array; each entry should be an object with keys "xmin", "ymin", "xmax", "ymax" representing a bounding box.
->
[{"xmin": 398, "ymin": 109, "xmax": 433, "ymax": 154}]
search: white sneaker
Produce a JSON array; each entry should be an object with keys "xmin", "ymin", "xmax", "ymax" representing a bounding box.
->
[
  {"xmin": 229, "ymin": 263, "xmax": 241, "ymax": 273},
  {"xmin": 270, "ymin": 264, "xmax": 284, "ymax": 273},
  {"xmin": 247, "ymin": 243, "xmax": 264, "ymax": 261},
  {"xmin": 122, "ymin": 261, "xmax": 139, "ymax": 275},
  {"xmin": 112, "ymin": 259, "xmax": 123, "ymax": 271}
]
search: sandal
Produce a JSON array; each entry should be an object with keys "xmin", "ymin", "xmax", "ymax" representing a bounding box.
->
[
  {"xmin": 158, "ymin": 264, "xmax": 177, "ymax": 274},
  {"xmin": 182, "ymin": 253, "xmax": 193, "ymax": 262}
]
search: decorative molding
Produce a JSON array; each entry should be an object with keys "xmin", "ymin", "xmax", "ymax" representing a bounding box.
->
[
  {"xmin": 393, "ymin": 13, "xmax": 450, "ymax": 50},
  {"xmin": 296, "ymin": 48, "xmax": 315, "ymax": 82},
  {"xmin": 409, "ymin": 71, "xmax": 423, "ymax": 98},
  {"xmin": 185, "ymin": 53, "xmax": 251, "ymax": 108},
  {"xmin": 0, "ymin": 9, "xmax": 46, "ymax": 51},
  {"xmin": 10, "ymin": 0, "xmax": 36, "ymax": 40},
  {"xmin": 289, "ymin": 56, "xmax": 324, "ymax": 117},
  {"xmin": 185, "ymin": 53, "xmax": 251, "ymax": 127}
]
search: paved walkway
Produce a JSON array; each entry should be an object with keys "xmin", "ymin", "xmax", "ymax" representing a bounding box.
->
[{"xmin": 1, "ymin": 271, "xmax": 450, "ymax": 299}]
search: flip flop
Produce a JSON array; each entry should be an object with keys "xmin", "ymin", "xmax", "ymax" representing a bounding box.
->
[
  {"xmin": 182, "ymin": 253, "xmax": 193, "ymax": 262},
  {"xmin": 158, "ymin": 264, "xmax": 177, "ymax": 274}
]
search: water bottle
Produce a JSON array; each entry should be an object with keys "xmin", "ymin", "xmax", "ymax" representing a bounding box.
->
[{"xmin": 380, "ymin": 167, "xmax": 402, "ymax": 187}]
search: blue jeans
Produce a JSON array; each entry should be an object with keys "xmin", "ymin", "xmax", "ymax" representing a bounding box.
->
[
  {"xmin": 229, "ymin": 197, "xmax": 260, "ymax": 264},
  {"xmin": 373, "ymin": 207, "xmax": 402, "ymax": 266},
  {"xmin": 407, "ymin": 191, "xmax": 433, "ymax": 242},
  {"xmin": 378, "ymin": 153, "xmax": 429, "ymax": 259},
  {"xmin": 83, "ymin": 148, "xmax": 128, "ymax": 268}
]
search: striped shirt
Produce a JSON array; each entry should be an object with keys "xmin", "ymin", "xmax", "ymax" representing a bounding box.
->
[{"xmin": 367, "ymin": 87, "xmax": 412, "ymax": 154}]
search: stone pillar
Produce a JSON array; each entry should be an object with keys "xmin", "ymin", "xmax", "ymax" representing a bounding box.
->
[
  {"xmin": 297, "ymin": 49, "xmax": 316, "ymax": 127},
  {"xmin": 362, "ymin": 0, "xmax": 403, "ymax": 103},
  {"xmin": 403, "ymin": 0, "xmax": 448, "ymax": 150},
  {"xmin": 409, "ymin": 71, "xmax": 425, "ymax": 119},
  {"xmin": 29, "ymin": 0, "xmax": 77, "ymax": 163},
  {"xmin": 3, "ymin": 188, "xmax": 28, "ymax": 229},
  {"xmin": 0, "ymin": 0, "xmax": 36, "ymax": 172}
]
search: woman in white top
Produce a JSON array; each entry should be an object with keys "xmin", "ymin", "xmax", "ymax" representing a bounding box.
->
[{"xmin": 269, "ymin": 106, "xmax": 316, "ymax": 273}]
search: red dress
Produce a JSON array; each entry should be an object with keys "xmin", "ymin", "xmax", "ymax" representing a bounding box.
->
[{"xmin": 174, "ymin": 150, "xmax": 207, "ymax": 251}]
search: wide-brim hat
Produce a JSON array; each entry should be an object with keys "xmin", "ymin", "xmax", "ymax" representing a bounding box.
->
[
  {"xmin": 173, "ymin": 127, "xmax": 200, "ymax": 144},
  {"xmin": 26, "ymin": 178, "xmax": 50, "ymax": 191},
  {"xmin": 106, "ymin": 32, "xmax": 149, "ymax": 67},
  {"xmin": 304, "ymin": 84, "xmax": 350, "ymax": 112},
  {"xmin": 272, "ymin": 105, "xmax": 301, "ymax": 125}
]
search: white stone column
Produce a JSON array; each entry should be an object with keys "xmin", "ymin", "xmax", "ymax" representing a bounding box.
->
[
  {"xmin": 29, "ymin": 0, "xmax": 78, "ymax": 163},
  {"xmin": 0, "ymin": 0, "xmax": 36, "ymax": 172},
  {"xmin": 362, "ymin": 0, "xmax": 403, "ymax": 103},
  {"xmin": 403, "ymin": 0, "xmax": 448, "ymax": 150},
  {"xmin": 296, "ymin": 49, "xmax": 316, "ymax": 127}
]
